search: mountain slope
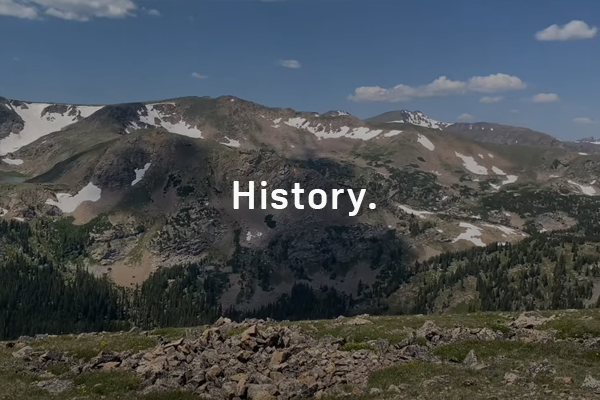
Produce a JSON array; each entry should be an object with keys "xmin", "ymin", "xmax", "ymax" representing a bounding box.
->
[
  {"xmin": 3, "ymin": 95, "xmax": 600, "ymax": 318},
  {"xmin": 365, "ymin": 109, "xmax": 450, "ymax": 130},
  {"xmin": 443, "ymin": 122, "xmax": 563, "ymax": 147},
  {"xmin": 366, "ymin": 109, "xmax": 600, "ymax": 155}
]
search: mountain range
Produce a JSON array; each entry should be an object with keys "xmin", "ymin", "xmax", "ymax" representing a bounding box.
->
[{"xmin": 2, "ymin": 94, "xmax": 600, "ymax": 321}]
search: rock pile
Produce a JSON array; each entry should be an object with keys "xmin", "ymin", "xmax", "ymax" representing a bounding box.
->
[
  {"xmin": 77, "ymin": 320, "xmax": 422, "ymax": 399},
  {"xmin": 11, "ymin": 312, "xmax": 584, "ymax": 399}
]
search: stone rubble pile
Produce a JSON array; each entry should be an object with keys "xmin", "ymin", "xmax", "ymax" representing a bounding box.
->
[
  {"xmin": 77, "ymin": 318, "xmax": 425, "ymax": 400},
  {"xmin": 10, "ymin": 312, "xmax": 593, "ymax": 399}
]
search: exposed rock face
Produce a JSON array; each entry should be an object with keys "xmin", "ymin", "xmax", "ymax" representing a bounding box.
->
[{"xmin": 0, "ymin": 100, "xmax": 24, "ymax": 140}]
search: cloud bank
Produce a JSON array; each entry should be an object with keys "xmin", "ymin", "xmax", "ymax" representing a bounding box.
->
[
  {"xmin": 349, "ymin": 73, "xmax": 526, "ymax": 102},
  {"xmin": 0, "ymin": 0, "xmax": 159, "ymax": 21}
]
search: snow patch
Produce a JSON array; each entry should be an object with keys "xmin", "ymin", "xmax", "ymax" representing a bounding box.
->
[
  {"xmin": 221, "ymin": 137, "xmax": 241, "ymax": 148},
  {"xmin": 478, "ymin": 154, "xmax": 484, "ymax": 159},
  {"xmin": 491, "ymin": 166, "xmax": 506, "ymax": 175},
  {"xmin": 417, "ymin": 134, "xmax": 435, "ymax": 151},
  {"xmin": 0, "ymin": 102, "xmax": 103, "ymax": 156},
  {"xmin": 384, "ymin": 111, "xmax": 448, "ymax": 130},
  {"xmin": 455, "ymin": 152, "xmax": 488, "ymax": 175},
  {"xmin": 246, "ymin": 231, "xmax": 263, "ymax": 242},
  {"xmin": 2, "ymin": 157, "xmax": 24, "ymax": 165},
  {"xmin": 383, "ymin": 130, "xmax": 402, "ymax": 137},
  {"xmin": 284, "ymin": 117, "xmax": 388, "ymax": 141},
  {"xmin": 0, "ymin": 208, "xmax": 8, "ymax": 217},
  {"xmin": 488, "ymin": 153, "xmax": 494, "ymax": 158},
  {"xmin": 579, "ymin": 152, "xmax": 589, "ymax": 155},
  {"xmin": 490, "ymin": 175, "xmax": 518, "ymax": 190},
  {"xmin": 139, "ymin": 104, "xmax": 203, "ymax": 138},
  {"xmin": 45, "ymin": 182, "xmax": 102, "ymax": 213},
  {"xmin": 398, "ymin": 205, "xmax": 433, "ymax": 219},
  {"xmin": 132, "ymin": 163, "xmax": 151, "ymax": 186},
  {"xmin": 568, "ymin": 180, "xmax": 596, "ymax": 196},
  {"xmin": 453, "ymin": 222, "xmax": 485, "ymax": 247}
]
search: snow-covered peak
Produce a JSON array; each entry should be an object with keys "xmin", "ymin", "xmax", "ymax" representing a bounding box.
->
[
  {"xmin": 577, "ymin": 137, "xmax": 600, "ymax": 145},
  {"xmin": 369, "ymin": 109, "xmax": 450, "ymax": 130},
  {"xmin": 322, "ymin": 110, "xmax": 352, "ymax": 117}
]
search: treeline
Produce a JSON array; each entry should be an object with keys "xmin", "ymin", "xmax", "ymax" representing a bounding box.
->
[
  {"xmin": 228, "ymin": 283, "xmax": 354, "ymax": 322},
  {"xmin": 406, "ymin": 233, "xmax": 600, "ymax": 314},
  {"xmin": 0, "ymin": 218, "xmax": 405, "ymax": 340}
]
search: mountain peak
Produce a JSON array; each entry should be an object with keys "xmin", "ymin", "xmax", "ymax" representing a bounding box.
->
[{"xmin": 365, "ymin": 109, "xmax": 450, "ymax": 130}]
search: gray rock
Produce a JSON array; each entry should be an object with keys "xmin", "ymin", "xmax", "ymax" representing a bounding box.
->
[{"xmin": 36, "ymin": 379, "xmax": 73, "ymax": 394}]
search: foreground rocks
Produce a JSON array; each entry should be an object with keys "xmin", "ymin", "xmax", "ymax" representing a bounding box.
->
[
  {"xmin": 10, "ymin": 312, "xmax": 600, "ymax": 399},
  {"xmin": 77, "ymin": 319, "xmax": 421, "ymax": 399},
  {"xmin": 65, "ymin": 313, "xmax": 564, "ymax": 399}
]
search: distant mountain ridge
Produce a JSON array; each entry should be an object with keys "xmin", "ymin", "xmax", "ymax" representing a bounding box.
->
[
  {"xmin": 365, "ymin": 109, "xmax": 450, "ymax": 130},
  {"xmin": 4, "ymin": 93, "xmax": 600, "ymax": 327},
  {"xmin": 366, "ymin": 109, "xmax": 600, "ymax": 153}
]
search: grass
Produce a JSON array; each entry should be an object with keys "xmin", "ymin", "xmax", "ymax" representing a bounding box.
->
[
  {"xmin": 3, "ymin": 309, "xmax": 600, "ymax": 399},
  {"xmin": 30, "ymin": 333, "xmax": 159, "ymax": 362},
  {"xmin": 73, "ymin": 370, "xmax": 142, "ymax": 395}
]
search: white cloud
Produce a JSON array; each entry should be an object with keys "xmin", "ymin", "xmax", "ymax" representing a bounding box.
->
[
  {"xmin": 0, "ymin": 0, "xmax": 38, "ymax": 19},
  {"xmin": 510, "ymin": 109, "xmax": 519, "ymax": 114},
  {"xmin": 573, "ymin": 117, "xmax": 595, "ymax": 125},
  {"xmin": 191, "ymin": 72, "xmax": 208, "ymax": 79},
  {"xmin": 279, "ymin": 59, "xmax": 301, "ymax": 69},
  {"xmin": 480, "ymin": 96, "xmax": 504, "ymax": 103},
  {"xmin": 458, "ymin": 113, "xmax": 475, "ymax": 121},
  {"xmin": 532, "ymin": 93, "xmax": 560, "ymax": 103},
  {"xmin": 535, "ymin": 20, "xmax": 597, "ymax": 41},
  {"xmin": 144, "ymin": 7, "xmax": 160, "ymax": 16},
  {"xmin": 0, "ymin": 0, "xmax": 139, "ymax": 21},
  {"xmin": 349, "ymin": 73, "xmax": 526, "ymax": 102}
]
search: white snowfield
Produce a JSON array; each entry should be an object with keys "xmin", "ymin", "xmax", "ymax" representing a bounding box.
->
[
  {"xmin": 453, "ymin": 221, "xmax": 526, "ymax": 247},
  {"xmin": 284, "ymin": 117, "xmax": 389, "ymax": 141},
  {"xmin": 1, "ymin": 157, "xmax": 24, "ymax": 165},
  {"xmin": 398, "ymin": 204, "xmax": 433, "ymax": 219},
  {"xmin": 384, "ymin": 111, "xmax": 449, "ymax": 130},
  {"xmin": 0, "ymin": 102, "xmax": 103, "ymax": 156},
  {"xmin": 132, "ymin": 163, "xmax": 152, "ymax": 186},
  {"xmin": 568, "ymin": 180, "xmax": 597, "ymax": 196},
  {"xmin": 220, "ymin": 137, "xmax": 241, "ymax": 148},
  {"xmin": 417, "ymin": 134, "xmax": 435, "ymax": 151},
  {"xmin": 138, "ymin": 104, "xmax": 203, "ymax": 139},
  {"xmin": 383, "ymin": 130, "xmax": 403, "ymax": 137},
  {"xmin": 45, "ymin": 182, "xmax": 102, "ymax": 213},
  {"xmin": 453, "ymin": 222, "xmax": 486, "ymax": 247},
  {"xmin": 490, "ymin": 175, "xmax": 518, "ymax": 190},
  {"xmin": 455, "ymin": 152, "xmax": 488, "ymax": 175},
  {"xmin": 454, "ymin": 152, "xmax": 518, "ymax": 189}
]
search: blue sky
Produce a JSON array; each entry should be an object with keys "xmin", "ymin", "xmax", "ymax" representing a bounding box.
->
[{"xmin": 0, "ymin": 0, "xmax": 599, "ymax": 139}]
